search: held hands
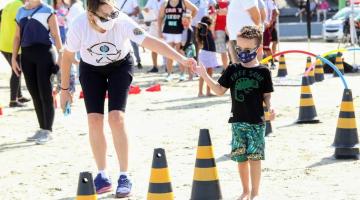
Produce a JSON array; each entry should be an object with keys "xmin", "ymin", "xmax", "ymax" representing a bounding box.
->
[
  {"xmin": 181, "ymin": 57, "xmax": 197, "ymax": 73},
  {"xmin": 11, "ymin": 58, "xmax": 21, "ymax": 77}
]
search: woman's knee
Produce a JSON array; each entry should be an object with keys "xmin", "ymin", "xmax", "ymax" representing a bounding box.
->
[
  {"xmin": 108, "ymin": 111, "xmax": 125, "ymax": 126},
  {"xmin": 88, "ymin": 113, "xmax": 104, "ymax": 126}
]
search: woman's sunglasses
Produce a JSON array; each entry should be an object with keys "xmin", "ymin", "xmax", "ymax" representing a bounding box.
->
[{"xmin": 92, "ymin": 6, "xmax": 120, "ymax": 22}]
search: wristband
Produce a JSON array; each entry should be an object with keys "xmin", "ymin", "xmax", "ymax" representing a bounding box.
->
[{"xmin": 61, "ymin": 87, "xmax": 69, "ymax": 90}]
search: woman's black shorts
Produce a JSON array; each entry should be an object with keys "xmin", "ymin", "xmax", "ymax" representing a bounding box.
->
[{"xmin": 79, "ymin": 54, "xmax": 134, "ymax": 114}]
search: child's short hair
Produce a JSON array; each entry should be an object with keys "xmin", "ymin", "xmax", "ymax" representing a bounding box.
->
[{"xmin": 237, "ymin": 26, "xmax": 263, "ymax": 47}]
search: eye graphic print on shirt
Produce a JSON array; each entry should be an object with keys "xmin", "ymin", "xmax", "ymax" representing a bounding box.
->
[
  {"xmin": 234, "ymin": 78, "xmax": 259, "ymax": 102},
  {"xmin": 87, "ymin": 42, "xmax": 121, "ymax": 64}
]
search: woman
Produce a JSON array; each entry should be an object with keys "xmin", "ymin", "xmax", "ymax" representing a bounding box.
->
[
  {"xmin": 158, "ymin": 0, "xmax": 197, "ymax": 81},
  {"xmin": 0, "ymin": 0, "xmax": 31, "ymax": 108},
  {"xmin": 12, "ymin": 0, "xmax": 63, "ymax": 144},
  {"xmin": 60, "ymin": 0, "xmax": 196, "ymax": 197}
]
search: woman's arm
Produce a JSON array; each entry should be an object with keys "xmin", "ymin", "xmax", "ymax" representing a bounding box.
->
[
  {"xmin": 60, "ymin": 50, "xmax": 75, "ymax": 110},
  {"xmin": 48, "ymin": 14, "xmax": 63, "ymax": 62},
  {"xmin": 11, "ymin": 24, "xmax": 21, "ymax": 76},
  {"xmin": 141, "ymin": 35, "xmax": 196, "ymax": 69},
  {"xmin": 184, "ymin": 0, "xmax": 198, "ymax": 18}
]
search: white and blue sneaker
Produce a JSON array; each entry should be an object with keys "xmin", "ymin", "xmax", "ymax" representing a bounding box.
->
[{"xmin": 115, "ymin": 175, "xmax": 132, "ymax": 198}]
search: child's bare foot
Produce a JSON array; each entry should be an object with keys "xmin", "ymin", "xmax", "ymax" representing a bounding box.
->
[
  {"xmin": 251, "ymin": 194, "xmax": 261, "ymax": 200},
  {"xmin": 237, "ymin": 193, "xmax": 250, "ymax": 200},
  {"xmin": 198, "ymin": 93, "xmax": 204, "ymax": 97}
]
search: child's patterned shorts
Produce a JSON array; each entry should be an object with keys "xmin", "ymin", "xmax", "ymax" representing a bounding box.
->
[{"xmin": 230, "ymin": 122, "xmax": 265, "ymax": 162}]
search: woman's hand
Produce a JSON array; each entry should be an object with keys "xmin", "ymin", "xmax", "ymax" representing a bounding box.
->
[
  {"xmin": 11, "ymin": 57, "xmax": 21, "ymax": 77},
  {"xmin": 60, "ymin": 89, "xmax": 73, "ymax": 113}
]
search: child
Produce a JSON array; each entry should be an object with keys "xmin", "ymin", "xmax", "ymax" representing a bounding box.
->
[
  {"xmin": 197, "ymin": 16, "xmax": 219, "ymax": 97},
  {"xmin": 180, "ymin": 13, "xmax": 196, "ymax": 81},
  {"xmin": 196, "ymin": 26, "xmax": 275, "ymax": 200}
]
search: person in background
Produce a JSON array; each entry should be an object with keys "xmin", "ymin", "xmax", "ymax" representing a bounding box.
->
[
  {"xmin": 143, "ymin": 0, "xmax": 164, "ymax": 73},
  {"xmin": 214, "ymin": 0, "xmax": 229, "ymax": 69},
  {"xmin": 189, "ymin": 0, "xmax": 216, "ymax": 59},
  {"xmin": 116, "ymin": 0, "xmax": 143, "ymax": 69},
  {"xmin": 0, "ymin": 0, "xmax": 31, "ymax": 108},
  {"xmin": 226, "ymin": 0, "xmax": 261, "ymax": 63},
  {"xmin": 12, "ymin": 0, "xmax": 63, "ymax": 144},
  {"xmin": 263, "ymin": 0, "xmax": 277, "ymax": 69},
  {"xmin": 180, "ymin": 12, "xmax": 196, "ymax": 80},
  {"xmin": 158, "ymin": 0, "xmax": 197, "ymax": 81},
  {"xmin": 65, "ymin": 0, "xmax": 85, "ymax": 26},
  {"xmin": 197, "ymin": 16, "xmax": 218, "ymax": 97},
  {"xmin": 317, "ymin": 0, "xmax": 329, "ymax": 22},
  {"xmin": 270, "ymin": 0, "xmax": 279, "ymax": 60}
]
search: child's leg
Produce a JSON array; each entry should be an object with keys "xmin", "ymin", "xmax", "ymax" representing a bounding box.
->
[
  {"xmin": 206, "ymin": 68, "xmax": 214, "ymax": 96},
  {"xmin": 198, "ymin": 77, "xmax": 204, "ymax": 97},
  {"xmin": 238, "ymin": 161, "xmax": 251, "ymax": 200},
  {"xmin": 249, "ymin": 160, "xmax": 261, "ymax": 199}
]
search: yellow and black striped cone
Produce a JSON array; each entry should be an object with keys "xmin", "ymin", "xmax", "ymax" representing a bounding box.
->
[
  {"xmin": 305, "ymin": 56, "xmax": 315, "ymax": 84},
  {"xmin": 263, "ymin": 103, "xmax": 272, "ymax": 136},
  {"xmin": 314, "ymin": 58, "xmax": 324, "ymax": 82},
  {"xmin": 147, "ymin": 148, "xmax": 174, "ymax": 200},
  {"xmin": 296, "ymin": 76, "xmax": 320, "ymax": 124},
  {"xmin": 277, "ymin": 54, "xmax": 287, "ymax": 77},
  {"xmin": 76, "ymin": 172, "xmax": 97, "ymax": 200},
  {"xmin": 334, "ymin": 52, "xmax": 345, "ymax": 77},
  {"xmin": 333, "ymin": 89, "xmax": 359, "ymax": 159},
  {"xmin": 191, "ymin": 129, "xmax": 222, "ymax": 200}
]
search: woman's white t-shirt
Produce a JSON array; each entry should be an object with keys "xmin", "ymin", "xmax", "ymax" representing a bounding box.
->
[
  {"xmin": 66, "ymin": 12, "xmax": 148, "ymax": 66},
  {"xmin": 66, "ymin": 2, "xmax": 85, "ymax": 27},
  {"xmin": 227, "ymin": 0, "xmax": 258, "ymax": 40}
]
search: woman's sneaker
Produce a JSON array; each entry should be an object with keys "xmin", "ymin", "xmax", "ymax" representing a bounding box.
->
[
  {"xmin": 26, "ymin": 130, "xmax": 43, "ymax": 141},
  {"xmin": 35, "ymin": 130, "xmax": 52, "ymax": 145},
  {"xmin": 94, "ymin": 173, "xmax": 112, "ymax": 194},
  {"xmin": 115, "ymin": 175, "xmax": 132, "ymax": 198}
]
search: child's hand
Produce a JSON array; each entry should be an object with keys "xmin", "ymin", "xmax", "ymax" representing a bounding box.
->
[
  {"xmin": 195, "ymin": 63, "xmax": 207, "ymax": 77},
  {"xmin": 269, "ymin": 109, "xmax": 275, "ymax": 121}
]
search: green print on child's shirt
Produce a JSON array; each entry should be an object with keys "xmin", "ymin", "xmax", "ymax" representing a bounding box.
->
[{"xmin": 232, "ymin": 70, "xmax": 264, "ymax": 102}]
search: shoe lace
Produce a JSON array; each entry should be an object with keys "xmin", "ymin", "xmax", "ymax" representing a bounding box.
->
[{"xmin": 119, "ymin": 176, "xmax": 130, "ymax": 188}]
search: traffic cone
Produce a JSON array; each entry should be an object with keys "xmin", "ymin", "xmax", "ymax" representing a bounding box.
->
[
  {"xmin": 296, "ymin": 76, "xmax": 320, "ymax": 124},
  {"xmin": 147, "ymin": 148, "xmax": 174, "ymax": 200},
  {"xmin": 190, "ymin": 129, "xmax": 222, "ymax": 200},
  {"xmin": 146, "ymin": 84, "xmax": 161, "ymax": 92},
  {"xmin": 305, "ymin": 56, "xmax": 315, "ymax": 84},
  {"xmin": 129, "ymin": 85, "xmax": 141, "ymax": 94},
  {"xmin": 332, "ymin": 89, "xmax": 359, "ymax": 159},
  {"xmin": 53, "ymin": 91, "xmax": 58, "ymax": 109},
  {"xmin": 334, "ymin": 52, "xmax": 345, "ymax": 77},
  {"xmin": 79, "ymin": 91, "xmax": 84, "ymax": 99},
  {"xmin": 277, "ymin": 54, "xmax": 287, "ymax": 77},
  {"xmin": 314, "ymin": 58, "xmax": 324, "ymax": 82},
  {"xmin": 76, "ymin": 172, "xmax": 97, "ymax": 200},
  {"xmin": 263, "ymin": 103, "xmax": 272, "ymax": 136}
]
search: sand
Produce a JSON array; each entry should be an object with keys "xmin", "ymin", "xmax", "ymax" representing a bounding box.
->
[{"xmin": 0, "ymin": 42, "xmax": 359, "ymax": 200}]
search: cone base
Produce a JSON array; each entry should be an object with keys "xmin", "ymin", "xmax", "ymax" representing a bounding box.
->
[
  {"xmin": 296, "ymin": 118, "xmax": 320, "ymax": 124},
  {"xmin": 277, "ymin": 70, "xmax": 287, "ymax": 77},
  {"xmin": 190, "ymin": 180, "xmax": 222, "ymax": 200},
  {"xmin": 334, "ymin": 148, "xmax": 359, "ymax": 160},
  {"xmin": 265, "ymin": 122, "xmax": 272, "ymax": 136},
  {"xmin": 315, "ymin": 75, "xmax": 324, "ymax": 82}
]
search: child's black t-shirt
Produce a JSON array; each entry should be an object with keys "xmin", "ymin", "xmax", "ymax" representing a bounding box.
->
[{"xmin": 218, "ymin": 63, "xmax": 274, "ymax": 124}]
